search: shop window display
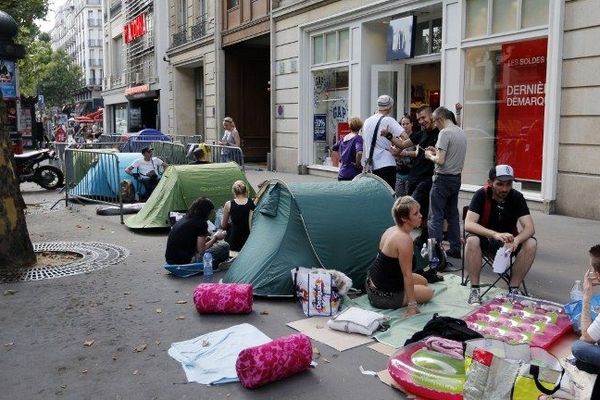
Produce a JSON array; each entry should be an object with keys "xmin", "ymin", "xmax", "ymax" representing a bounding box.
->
[
  {"xmin": 465, "ymin": 0, "xmax": 548, "ymax": 38},
  {"xmin": 312, "ymin": 67, "xmax": 349, "ymax": 166},
  {"xmin": 463, "ymin": 38, "xmax": 547, "ymax": 191}
]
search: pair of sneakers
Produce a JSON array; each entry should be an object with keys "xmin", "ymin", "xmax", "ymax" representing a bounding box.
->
[{"xmin": 468, "ymin": 286, "xmax": 524, "ymax": 305}]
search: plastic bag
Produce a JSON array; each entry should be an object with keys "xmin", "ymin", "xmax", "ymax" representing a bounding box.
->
[{"xmin": 563, "ymin": 293, "xmax": 600, "ymax": 332}]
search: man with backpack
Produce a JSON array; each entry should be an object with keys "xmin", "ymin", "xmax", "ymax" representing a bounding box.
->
[{"xmin": 464, "ymin": 164, "xmax": 537, "ymax": 305}]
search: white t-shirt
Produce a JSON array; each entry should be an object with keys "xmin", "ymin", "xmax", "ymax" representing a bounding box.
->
[
  {"xmin": 129, "ymin": 157, "xmax": 164, "ymax": 176},
  {"xmin": 361, "ymin": 113, "xmax": 403, "ymax": 170},
  {"xmin": 587, "ymin": 314, "xmax": 600, "ymax": 342}
]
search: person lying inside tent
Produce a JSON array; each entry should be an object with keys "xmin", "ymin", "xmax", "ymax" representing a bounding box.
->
[
  {"xmin": 366, "ymin": 196, "xmax": 434, "ymax": 315},
  {"xmin": 125, "ymin": 146, "xmax": 169, "ymax": 201},
  {"xmin": 165, "ymin": 197, "xmax": 230, "ymax": 266}
]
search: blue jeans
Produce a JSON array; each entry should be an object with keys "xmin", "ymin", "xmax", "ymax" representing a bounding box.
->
[
  {"xmin": 572, "ymin": 340, "xmax": 600, "ymax": 369},
  {"xmin": 428, "ymin": 174, "xmax": 461, "ymax": 252}
]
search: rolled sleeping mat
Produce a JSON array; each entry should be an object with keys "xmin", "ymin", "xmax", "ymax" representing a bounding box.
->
[
  {"xmin": 193, "ymin": 283, "xmax": 253, "ymax": 314},
  {"xmin": 236, "ymin": 333, "xmax": 312, "ymax": 389}
]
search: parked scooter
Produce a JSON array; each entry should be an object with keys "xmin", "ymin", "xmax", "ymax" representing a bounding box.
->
[{"xmin": 14, "ymin": 149, "xmax": 64, "ymax": 190}]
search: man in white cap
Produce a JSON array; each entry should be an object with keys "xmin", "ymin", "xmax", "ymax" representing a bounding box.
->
[
  {"xmin": 464, "ymin": 164, "xmax": 537, "ymax": 305},
  {"xmin": 361, "ymin": 94, "xmax": 403, "ymax": 188}
]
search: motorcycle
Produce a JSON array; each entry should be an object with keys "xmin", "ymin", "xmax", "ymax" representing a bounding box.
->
[{"xmin": 14, "ymin": 149, "xmax": 65, "ymax": 190}]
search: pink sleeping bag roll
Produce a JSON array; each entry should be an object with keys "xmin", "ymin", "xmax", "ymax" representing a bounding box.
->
[
  {"xmin": 236, "ymin": 333, "xmax": 313, "ymax": 389},
  {"xmin": 193, "ymin": 283, "xmax": 253, "ymax": 314}
]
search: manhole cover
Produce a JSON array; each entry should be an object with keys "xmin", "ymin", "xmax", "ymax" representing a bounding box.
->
[{"xmin": 0, "ymin": 242, "xmax": 129, "ymax": 283}]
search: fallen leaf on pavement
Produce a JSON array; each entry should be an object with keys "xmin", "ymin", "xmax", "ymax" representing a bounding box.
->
[
  {"xmin": 156, "ymin": 308, "xmax": 162, "ymax": 313},
  {"xmin": 259, "ymin": 310, "xmax": 269, "ymax": 315},
  {"xmin": 3, "ymin": 289, "xmax": 17, "ymax": 296},
  {"xmin": 83, "ymin": 340, "xmax": 95, "ymax": 347},
  {"xmin": 176, "ymin": 316, "xmax": 185, "ymax": 320},
  {"xmin": 323, "ymin": 358, "xmax": 330, "ymax": 363},
  {"xmin": 134, "ymin": 344, "xmax": 147, "ymax": 352},
  {"xmin": 155, "ymin": 340, "xmax": 161, "ymax": 346},
  {"xmin": 176, "ymin": 300, "xmax": 187, "ymax": 304},
  {"xmin": 81, "ymin": 369, "xmax": 88, "ymax": 374}
]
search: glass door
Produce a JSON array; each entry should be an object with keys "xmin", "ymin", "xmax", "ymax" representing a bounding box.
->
[{"xmin": 371, "ymin": 64, "xmax": 406, "ymax": 120}]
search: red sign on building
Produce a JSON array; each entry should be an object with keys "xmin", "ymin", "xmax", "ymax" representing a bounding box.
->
[
  {"xmin": 124, "ymin": 14, "xmax": 146, "ymax": 44},
  {"xmin": 496, "ymin": 38, "xmax": 547, "ymax": 182}
]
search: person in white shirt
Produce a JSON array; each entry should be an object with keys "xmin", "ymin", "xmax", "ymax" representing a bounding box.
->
[
  {"xmin": 125, "ymin": 146, "xmax": 168, "ymax": 201},
  {"xmin": 572, "ymin": 244, "xmax": 600, "ymax": 373},
  {"xmin": 361, "ymin": 95, "xmax": 404, "ymax": 188}
]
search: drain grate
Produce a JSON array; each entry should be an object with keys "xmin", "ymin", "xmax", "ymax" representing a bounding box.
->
[{"xmin": 0, "ymin": 242, "xmax": 129, "ymax": 283}]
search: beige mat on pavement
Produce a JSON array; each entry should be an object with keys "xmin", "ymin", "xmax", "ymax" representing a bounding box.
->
[{"xmin": 286, "ymin": 316, "xmax": 374, "ymax": 352}]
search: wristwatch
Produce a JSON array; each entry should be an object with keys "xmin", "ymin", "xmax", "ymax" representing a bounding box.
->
[{"xmin": 385, "ymin": 132, "xmax": 393, "ymax": 141}]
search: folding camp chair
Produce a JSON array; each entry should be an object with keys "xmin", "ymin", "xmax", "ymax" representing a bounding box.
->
[{"xmin": 460, "ymin": 205, "xmax": 528, "ymax": 299}]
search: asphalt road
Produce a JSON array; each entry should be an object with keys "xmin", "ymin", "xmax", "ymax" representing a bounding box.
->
[{"xmin": 1, "ymin": 170, "xmax": 597, "ymax": 400}]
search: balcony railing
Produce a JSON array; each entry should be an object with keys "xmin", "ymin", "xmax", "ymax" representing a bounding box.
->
[
  {"xmin": 86, "ymin": 78, "xmax": 103, "ymax": 86},
  {"xmin": 110, "ymin": 0, "xmax": 122, "ymax": 16},
  {"xmin": 89, "ymin": 59, "xmax": 103, "ymax": 67},
  {"xmin": 88, "ymin": 39, "xmax": 102, "ymax": 47},
  {"xmin": 170, "ymin": 14, "xmax": 210, "ymax": 48},
  {"xmin": 88, "ymin": 19, "xmax": 102, "ymax": 27}
]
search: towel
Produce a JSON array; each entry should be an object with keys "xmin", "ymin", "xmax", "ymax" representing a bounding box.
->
[{"xmin": 168, "ymin": 323, "xmax": 271, "ymax": 385}]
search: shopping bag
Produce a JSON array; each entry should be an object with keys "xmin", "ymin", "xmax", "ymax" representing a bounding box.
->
[
  {"xmin": 292, "ymin": 267, "xmax": 341, "ymax": 317},
  {"xmin": 463, "ymin": 338, "xmax": 564, "ymax": 400}
]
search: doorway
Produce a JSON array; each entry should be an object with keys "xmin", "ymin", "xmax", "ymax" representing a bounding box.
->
[{"xmin": 407, "ymin": 62, "xmax": 441, "ymax": 120}]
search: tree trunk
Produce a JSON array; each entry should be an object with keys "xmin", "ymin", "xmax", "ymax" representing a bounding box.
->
[{"xmin": 0, "ymin": 98, "xmax": 36, "ymax": 268}]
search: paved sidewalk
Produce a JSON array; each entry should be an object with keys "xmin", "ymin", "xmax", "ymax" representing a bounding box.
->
[{"xmin": 1, "ymin": 171, "xmax": 597, "ymax": 399}]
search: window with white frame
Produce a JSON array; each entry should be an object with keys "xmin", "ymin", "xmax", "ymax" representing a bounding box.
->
[
  {"xmin": 465, "ymin": 0, "xmax": 549, "ymax": 39},
  {"xmin": 310, "ymin": 28, "xmax": 350, "ymax": 166}
]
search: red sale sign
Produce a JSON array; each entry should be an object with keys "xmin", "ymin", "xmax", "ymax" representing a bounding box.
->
[{"xmin": 496, "ymin": 38, "xmax": 547, "ymax": 182}]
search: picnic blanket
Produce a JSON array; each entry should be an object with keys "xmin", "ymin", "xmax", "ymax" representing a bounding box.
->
[{"xmin": 342, "ymin": 274, "xmax": 503, "ymax": 348}]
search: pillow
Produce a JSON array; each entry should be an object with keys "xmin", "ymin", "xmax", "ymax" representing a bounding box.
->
[{"xmin": 327, "ymin": 307, "xmax": 387, "ymax": 336}]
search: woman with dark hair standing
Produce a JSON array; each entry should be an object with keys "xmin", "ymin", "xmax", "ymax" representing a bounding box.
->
[
  {"xmin": 394, "ymin": 115, "xmax": 417, "ymax": 197},
  {"xmin": 165, "ymin": 197, "xmax": 228, "ymax": 265},
  {"xmin": 366, "ymin": 196, "xmax": 433, "ymax": 314},
  {"xmin": 221, "ymin": 180, "xmax": 256, "ymax": 251}
]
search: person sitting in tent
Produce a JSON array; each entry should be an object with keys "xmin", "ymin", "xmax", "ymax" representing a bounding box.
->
[
  {"xmin": 220, "ymin": 180, "xmax": 256, "ymax": 252},
  {"xmin": 366, "ymin": 196, "xmax": 434, "ymax": 315},
  {"xmin": 125, "ymin": 146, "xmax": 169, "ymax": 201},
  {"xmin": 165, "ymin": 197, "xmax": 229, "ymax": 265}
]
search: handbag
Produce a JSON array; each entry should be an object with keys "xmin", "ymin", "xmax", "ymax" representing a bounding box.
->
[
  {"xmin": 463, "ymin": 338, "xmax": 565, "ymax": 400},
  {"xmin": 363, "ymin": 115, "xmax": 385, "ymax": 173},
  {"xmin": 292, "ymin": 267, "xmax": 341, "ymax": 317}
]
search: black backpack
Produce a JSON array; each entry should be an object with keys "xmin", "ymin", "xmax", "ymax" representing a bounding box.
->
[{"xmin": 404, "ymin": 313, "xmax": 483, "ymax": 346}]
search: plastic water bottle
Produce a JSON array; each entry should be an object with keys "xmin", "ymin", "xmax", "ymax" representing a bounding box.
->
[
  {"xmin": 430, "ymin": 255, "xmax": 440, "ymax": 271},
  {"xmin": 570, "ymin": 280, "xmax": 584, "ymax": 302},
  {"xmin": 203, "ymin": 252, "xmax": 213, "ymax": 283}
]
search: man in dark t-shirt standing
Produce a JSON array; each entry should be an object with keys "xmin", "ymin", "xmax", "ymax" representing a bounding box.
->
[
  {"xmin": 464, "ymin": 165, "xmax": 537, "ymax": 305},
  {"xmin": 385, "ymin": 106, "xmax": 438, "ymax": 246}
]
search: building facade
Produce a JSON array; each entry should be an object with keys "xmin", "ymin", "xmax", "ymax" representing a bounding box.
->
[
  {"xmin": 269, "ymin": 0, "xmax": 600, "ymax": 219},
  {"xmin": 50, "ymin": 0, "xmax": 104, "ymax": 115},
  {"xmin": 101, "ymin": 0, "xmax": 169, "ymax": 134}
]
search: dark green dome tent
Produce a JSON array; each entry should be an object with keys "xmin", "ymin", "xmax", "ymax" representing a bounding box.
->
[
  {"xmin": 222, "ymin": 175, "xmax": 395, "ymax": 296},
  {"xmin": 125, "ymin": 162, "xmax": 254, "ymax": 229}
]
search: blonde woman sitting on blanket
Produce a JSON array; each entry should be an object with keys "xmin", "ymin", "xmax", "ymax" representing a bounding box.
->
[{"xmin": 366, "ymin": 196, "xmax": 434, "ymax": 315}]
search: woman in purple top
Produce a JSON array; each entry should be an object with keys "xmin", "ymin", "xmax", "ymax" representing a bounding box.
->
[{"xmin": 331, "ymin": 117, "xmax": 364, "ymax": 181}]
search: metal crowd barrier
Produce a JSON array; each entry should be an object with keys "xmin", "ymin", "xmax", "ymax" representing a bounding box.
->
[
  {"xmin": 193, "ymin": 143, "xmax": 244, "ymax": 169},
  {"xmin": 64, "ymin": 148, "xmax": 125, "ymax": 223}
]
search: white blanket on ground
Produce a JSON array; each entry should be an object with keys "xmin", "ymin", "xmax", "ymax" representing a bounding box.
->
[{"xmin": 168, "ymin": 323, "xmax": 271, "ymax": 385}]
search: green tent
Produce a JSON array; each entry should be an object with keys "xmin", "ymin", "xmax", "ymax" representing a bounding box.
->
[
  {"xmin": 222, "ymin": 175, "xmax": 395, "ymax": 296},
  {"xmin": 125, "ymin": 162, "xmax": 255, "ymax": 229}
]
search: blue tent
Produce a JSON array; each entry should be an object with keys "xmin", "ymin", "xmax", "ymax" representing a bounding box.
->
[
  {"xmin": 73, "ymin": 152, "xmax": 142, "ymax": 199},
  {"xmin": 122, "ymin": 130, "xmax": 171, "ymax": 152}
]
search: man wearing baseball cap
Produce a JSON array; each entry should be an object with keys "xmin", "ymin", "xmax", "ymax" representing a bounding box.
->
[
  {"xmin": 463, "ymin": 164, "xmax": 537, "ymax": 305},
  {"xmin": 361, "ymin": 94, "xmax": 404, "ymax": 188},
  {"xmin": 125, "ymin": 146, "xmax": 169, "ymax": 201}
]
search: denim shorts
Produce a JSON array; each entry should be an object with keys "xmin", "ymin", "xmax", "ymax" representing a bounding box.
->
[{"xmin": 365, "ymin": 277, "xmax": 405, "ymax": 309}]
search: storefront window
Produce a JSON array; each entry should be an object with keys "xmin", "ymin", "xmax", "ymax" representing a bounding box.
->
[
  {"xmin": 312, "ymin": 29, "xmax": 350, "ymax": 65},
  {"xmin": 114, "ymin": 104, "xmax": 128, "ymax": 134},
  {"xmin": 415, "ymin": 17, "xmax": 443, "ymax": 56},
  {"xmin": 522, "ymin": 0, "xmax": 549, "ymax": 28},
  {"xmin": 492, "ymin": 0, "xmax": 517, "ymax": 34},
  {"xmin": 312, "ymin": 67, "xmax": 349, "ymax": 166},
  {"xmin": 463, "ymin": 38, "xmax": 547, "ymax": 191},
  {"xmin": 465, "ymin": 0, "xmax": 549, "ymax": 38}
]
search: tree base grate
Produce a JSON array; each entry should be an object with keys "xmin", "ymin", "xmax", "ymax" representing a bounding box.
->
[{"xmin": 0, "ymin": 242, "xmax": 129, "ymax": 283}]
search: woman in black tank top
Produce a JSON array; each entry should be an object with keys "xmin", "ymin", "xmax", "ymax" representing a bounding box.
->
[
  {"xmin": 366, "ymin": 196, "xmax": 433, "ymax": 314},
  {"xmin": 221, "ymin": 180, "xmax": 255, "ymax": 251}
]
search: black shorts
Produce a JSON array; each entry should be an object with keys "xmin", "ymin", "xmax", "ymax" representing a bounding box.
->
[{"xmin": 466, "ymin": 233, "xmax": 536, "ymax": 258}]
